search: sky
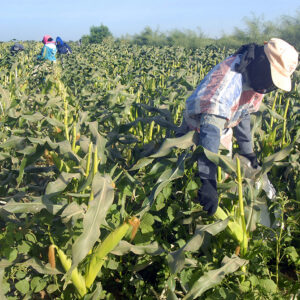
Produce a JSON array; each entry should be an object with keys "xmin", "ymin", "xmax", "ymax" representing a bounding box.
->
[{"xmin": 0, "ymin": 0, "xmax": 299, "ymax": 42}]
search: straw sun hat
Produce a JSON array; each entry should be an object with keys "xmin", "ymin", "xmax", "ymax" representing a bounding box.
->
[{"xmin": 264, "ymin": 38, "xmax": 299, "ymax": 92}]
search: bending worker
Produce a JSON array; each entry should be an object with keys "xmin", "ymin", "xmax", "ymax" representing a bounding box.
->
[
  {"xmin": 37, "ymin": 35, "xmax": 57, "ymax": 62},
  {"xmin": 56, "ymin": 36, "xmax": 72, "ymax": 55},
  {"xmin": 178, "ymin": 38, "xmax": 298, "ymax": 216}
]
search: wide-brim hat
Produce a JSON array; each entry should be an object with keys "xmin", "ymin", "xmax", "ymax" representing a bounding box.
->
[{"xmin": 264, "ymin": 38, "xmax": 298, "ymax": 91}]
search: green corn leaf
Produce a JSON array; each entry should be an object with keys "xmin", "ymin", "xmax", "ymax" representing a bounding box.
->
[
  {"xmin": 0, "ymin": 268, "xmax": 7, "ymax": 300},
  {"xmin": 139, "ymin": 153, "xmax": 186, "ymax": 217},
  {"xmin": 0, "ymin": 136, "xmax": 26, "ymax": 149},
  {"xmin": 21, "ymin": 112, "xmax": 44, "ymax": 122},
  {"xmin": 88, "ymin": 121, "xmax": 107, "ymax": 164},
  {"xmin": 16, "ymin": 258, "xmax": 61, "ymax": 275},
  {"xmin": 45, "ymin": 116, "xmax": 64, "ymax": 128},
  {"xmin": 204, "ymin": 148, "xmax": 237, "ymax": 176},
  {"xmin": 45, "ymin": 172, "xmax": 81, "ymax": 200},
  {"xmin": 60, "ymin": 202, "xmax": 86, "ymax": 224},
  {"xmin": 0, "ymin": 152, "xmax": 10, "ymax": 160},
  {"xmin": 167, "ymin": 220, "xmax": 229, "ymax": 274},
  {"xmin": 183, "ymin": 255, "xmax": 248, "ymax": 300},
  {"xmin": 260, "ymin": 102, "xmax": 284, "ymax": 121},
  {"xmin": 1, "ymin": 199, "xmax": 63, "ymax": 215},
  {"xmin": 16, "ymin": 157, "xmax": 27, "ymax": 186},
  {"xmin": 84, "ymin": 282, "xmax": 103, "ymax": 300},
  {"xmin": 150, "ymin": 130, "xmax": 196, "ymax": 158},
  {"xmin": 129, "ymin": 157, "xmax": 154, "ymax": 171},
  {"xmin": 67, "ymin": 174, "xmax": 114, "ymax": 281},
  {"xmin": 111, "ymin": 240, "xmax": 164, "ymax": 256},
  {"xmin": 259, "ymin": 143, "xmax": 294, "ymax": 177}
]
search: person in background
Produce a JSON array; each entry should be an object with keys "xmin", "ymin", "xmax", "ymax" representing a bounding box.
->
[
  {"xmin": 56, "ymin": 36, "xmax": 72, "ymax": 55},
  {"xmin": 177, "ymin": 38, "xmax": 298, "ymax": 216},
  {"xmin": 37, "ymin": 35, "xmax": 57, "ymax": 62},
  {"xmin": 10, "ymin": 43, "xmax": 24, "ymax": 55}
]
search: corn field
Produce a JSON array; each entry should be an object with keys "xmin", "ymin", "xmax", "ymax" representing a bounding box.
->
[{"xmin": 0, "ymin": 41, "xmax": 299, "ymax": 299}]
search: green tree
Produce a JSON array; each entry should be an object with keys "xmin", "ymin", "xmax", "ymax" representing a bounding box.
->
[
  {"xmin": 231, "ymin": 14, "xmax": 278, "ymax": 44},
  {"xmin": 132, "ymin": 27, "xmax": 167, "ymax": 46},
  {"xmin": 166, "ymin": 28, "xmax": 211, "ymax": 49},
  {"xmin": 278, "ymin": 10, "xmax": 300, "ymax": 50},
  {"xmin": 82, "ymin": 24, "xmax": 113, "ymax": 44}
]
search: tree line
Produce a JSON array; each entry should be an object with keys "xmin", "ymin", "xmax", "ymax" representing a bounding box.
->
[{"xmin": 81, "ymin": 11, "xmax": 300, "ymax": 50}]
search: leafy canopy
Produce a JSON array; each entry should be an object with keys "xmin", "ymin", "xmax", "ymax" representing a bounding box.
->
[{"xmin": 82, "ymin": 24, "xmax": 113, "ymax": 44}]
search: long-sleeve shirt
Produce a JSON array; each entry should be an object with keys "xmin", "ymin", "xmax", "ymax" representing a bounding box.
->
[
  {"xmin": 56, "ymin": 37, "xmax": 72, "ymax": 54},
  {"xmin": 56, "ymin": 43, "xmax": 72, "ymax": 54},
  {"xmin": 37, "ymin": 44, "xmax": 57, "ymax": 62},
  {"xmin": 185, "ymin": 55, "xmax": 264, "ymax": 129},
  {"xmin": 182, "ymin": 55, "xmax": 265, "ymax": 179}
]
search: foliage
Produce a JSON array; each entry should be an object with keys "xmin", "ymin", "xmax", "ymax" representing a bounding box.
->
[
  {"xmin": 81, "ymin": 24, "xmax": 113, "ymax": 44},
  {"xmin": 277, "ymin": 10, "xmax": 300, "ymax": 50},
  {"xmin": 119, "ymin": 11, "xmax": 300, "ymax": 50},
  {"xmin": 0, "ymin": 41, "xmax": 299, "ymax": 299},
  {"xmin": 78, "ymin": 11, "xmax": 300, "ymax": 50}
]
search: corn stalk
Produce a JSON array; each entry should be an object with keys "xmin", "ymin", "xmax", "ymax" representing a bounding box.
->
[
  {"xmin": 214, "ymin": 157, "xmax": 248, "ymax": 257},
  {"xmin": 281, "ymin": 97, "xmax": 290, "ymax": 147},
  {"xmin": 236, "ymin": 157, "xmax": 248, "ymax": 256}
]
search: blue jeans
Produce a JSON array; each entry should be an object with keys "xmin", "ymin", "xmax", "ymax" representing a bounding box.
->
[{"xmin": 178, "ymin": 113, "xmax": 253, "ymax": 179}]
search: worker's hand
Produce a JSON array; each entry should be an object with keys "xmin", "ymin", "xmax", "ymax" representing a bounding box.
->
[
  {"xmin": 241, "ymin": 152, "xmax": 259, "ymax": 169},
  {"xmin": 197, "ymin": 179, "xmax": 218, "ymax": 216}
]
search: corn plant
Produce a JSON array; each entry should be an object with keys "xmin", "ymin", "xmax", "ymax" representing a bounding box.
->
[{"xmin": 0, "ymin": 41, "xmax": 299, "ymax": 299}]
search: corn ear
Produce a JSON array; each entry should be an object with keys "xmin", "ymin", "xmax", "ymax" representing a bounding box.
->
[
  {"xmin": 214, "ymin": 207, "xmax": 244, "ymax": 244},
  {"xmin": 48, "ymin": 245, "xmax": 56, "ymax": 269},
  {"xmin": 85, "ymin": 218, "xmax": 135, "ymax": 288},
  {"xmin": 148, "ymin": 120, "xmax": 155, "ymax": 141},
  {"xmin": 64, "ymin": 102, "xmax": 69, "ymax": 141},
  {"xmin": 72, "ymin": 123, "xmax": 76, "ymax": 152},
  {"xmin": 85, "ymin": 142, "xmax": 93, "ymax": 178},
  {"xmin": 54, "ymin": 245, "xmax": 87, "ymax": 297},
  {"xmin": 93, "ymin": 145, "xmax": 98, "ymax": 176}
]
